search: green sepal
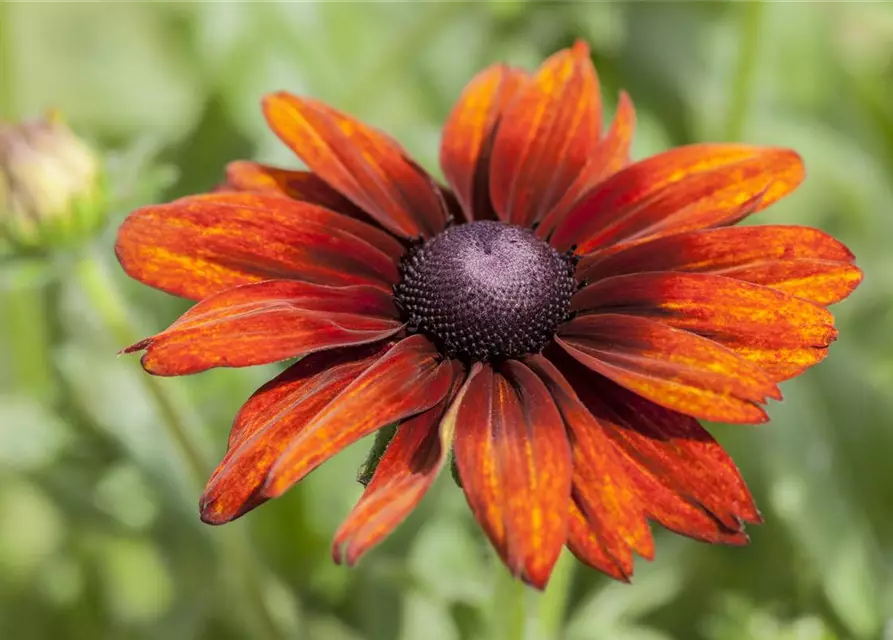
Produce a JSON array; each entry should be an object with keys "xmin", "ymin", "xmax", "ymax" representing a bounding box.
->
[
  {"xmin": 356, "ymin": 423, "xmax": 398, "ymax": 487},
  {"xmin": 449, "ymin": 449, "xmax": 463, "ymax": 489}
]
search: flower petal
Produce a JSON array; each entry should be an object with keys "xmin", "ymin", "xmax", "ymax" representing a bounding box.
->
[
  {"xmin": 558, "ymin": 313, "xmax": 780, "ymax": 423},
  {"xmin": 125, "ymin": 280, "xmax": 403, "ymax": 376},
  {"xmin": 263, "ymin": 93, "xmax": 447, "ymax": 238},
  {"xmin": 332, "ymin": 361, "xmax": 477, "ymax": 566},
  {"xmin": 222, "ymin": 159, "xmax": 457, "ymax": 256},
  {"xmin": 567, "ymin": 500, "xmax": 632, "ymax": 581},
  {"xmin": 200, "ymin": 345, "xmax": 385, "ymax": 524},
  {"xmin": 536, "ymin": 91, "xmax": 636, "ymax": 239},
  {"xmin": 221, "ymin": 159, "xmax": 370, "ymax": 216},
  {"xmin": 332, "ymin": 402, "xmax": 445, "ymax": 566},
  {"xmin": 543, "ymin": 368, "xmax": 653, "ymax": 555},
  {"xmin": 579, "ymin": 225, "xmax": 862, "ymax": 306},
  {"xmin": 115, "ymin": 192, "xmax": 403, "ymax": 300},
  {"xmin": 263, "ymin": 335, "xmax": 455, "ymax": 498},
  {"xmin": 550, "ymin": 145, "xmax": 805, "ymax": 252},
  {"xmin": 573, "ymin": 272, "xmax": 838, "ymax": 380},
  {"xmin": 536, "ymin": 353, "xmax": 757, "ymax": 545},
  {"xmin": 453, "ymin": 361, "xmax": 572, "ymax": 589},
  {"xmin": 584, "ymin": 376, "xmax": 760, "ymax": 533},
  {"xmin": 439, "ymin": 64, "xmax": 529, "ymax": 221},
  {"xmin": 489, "ymin": 41, "xmax": 601, "ymax": 228}
]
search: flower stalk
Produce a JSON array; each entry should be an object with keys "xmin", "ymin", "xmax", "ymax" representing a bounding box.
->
[
  {"xmin": 491, "ymin": 561, "xmax": 529, "ymax": 640},
  {"xmin": 724, "ymin": 0, "xmax": 765, "ymax": 140},
  {"xmin": 73, "ymin": 250, "xmax": 290, "ymax": 640},
  {"xmin": 536, "ymin": 550, "xmax": 575, "ymax": 639}
]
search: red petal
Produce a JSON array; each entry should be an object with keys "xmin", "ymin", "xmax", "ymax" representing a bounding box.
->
[
  {"xmin": 263, "ymin": 93, "xmax": 447, "ymax": 238},
  {"xmin": 583, "ymin": 91, "xmax": 636, "ymax": 187},
  {"xmin": 262, "ymin": 335, "xmax": 455, "ymax": 498},
  {"xmin": 573, "ymin": 272, "xmax": 838, "ymax": 381},
  {"xmin": 223, "ymin": 160, "xmax": 459, "ymax": 257},
  {"xmin": 522, "ymin": 354, "xmax": 648, "ymax": 578},
  {"xmin": 222, "ymin": 159, "xmax": 370, "ymax": 215},
  {"xmin": 553, "ymin": 354, "xmax": 760, "ymax": 532},
  {"xmin": 489, "ymin": 41, "xmax": 601, "ymax": 228},
  {"xmin": 332, "ymin": 360, "xmax": 476, "ymax": 566},
  {"xmin": 439, "ymin": 64, "xmax": 529, "ymax": 221},
  {"xmin": 332, "ymin": 403, "xmax": 444, "ymax": 566},
  {"xmin": 550, "ymin": 145, "xmax": 805, "ymax": 252},
  {"xmin": 115, "ymin": 192, "xmax": 403, "ymax": 300},
  {"xmin": 558, "ymin": 313, "xmax": 780, "ymax": 423},
  {"xmin": 453, "ymin": 361, "xmax": 572, "ymax": 589},
  {"xmin": 125, "ymin": 280, "xmax": 403, "ymax": 376},
  {"xmin": 536, "ymin": 91, "xmax": 636, "ymax": 239},
  {"xmin": 567, "ymin": 499, "xmax": 632, "ymax": 581},
  {"xmin": 579, "ymin": 225, "xmax": 862, "ymax": 306},
  {"xmin": 200, "ymin": 344, "xmax": 385, "ymax": 524}
]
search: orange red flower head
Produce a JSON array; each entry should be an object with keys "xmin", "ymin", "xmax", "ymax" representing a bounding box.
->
[{"xmin": 115, "ymin": 41, "xmax": 862, "ymax": 588}]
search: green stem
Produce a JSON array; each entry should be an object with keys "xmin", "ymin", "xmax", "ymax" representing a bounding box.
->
[
  {"xmin": 491, "ymin": 564, "xmax": 528, "ymax": 640},
  {"xmin": 0, "ymin": 2, "xmax": 16, "ymax": 119},
  {"xmin": 723, "ymin": 0, "xmax": 765, "ymax": 140},
  {"xmin": 74, "ymin": 254, "xmax": 208, "ymax": 484},
  {"xmin": 536, "ymin": 551, "xmax": 575, "ymax": 640},
  {"xmin": 3, "ymin": 266, "xmax": 55, "ymax": 402},
  {"xmin": 73, "ymin": 251, "xmax": 290, "ymax": 640}
]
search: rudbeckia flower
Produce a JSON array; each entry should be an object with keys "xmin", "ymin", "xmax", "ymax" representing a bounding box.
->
[{"xmin": 116, "ymin": 41, "xmax": 862, "ymax": 588}]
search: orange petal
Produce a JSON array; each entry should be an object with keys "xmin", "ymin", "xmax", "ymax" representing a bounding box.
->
[
  {"xmin": 558, "ymin": 313, "xmax": 780, "ymax": 423},
  {"xmin": 453, "ymin": 361, "xmax": 572, "ymax": 589},
  {"xmin": 332, "ymin": 360, "xmax": 477, "ymax": 566},
  {"xmin": 115, "ymin": 192, "xmax": 403, "ymax": 301},
  {"xmin": 262, "ymin": 335, "xmax": 455, "ymax": 498},
  {"xmin": 596, "ymin": 390, "xmax": 762, "ymax": 542},
  {"xmin": 566, "ymin": 499, "xmax": 632, "ymax": 581},
  {"xmin": 579, "ymin": 225, "xmax": 861, "ymax": 307},
  {"xmin": 548, "ymin": 372, "xmax": 653, "ymax": 554},
  {"xmin": 332, "ymin": 402, "xmax": 445, "ymax": 566},
  {"xmin": 573, "ymin": 272, "xmax": 838, "ymax": 381},
  {"xmin": 439, "ymin": 64, "xmax": 529, "ymax": 221},
  {"xmin": 556, "ymin": 355, "xmax": 760, "ymax": 526},
  {"xmin": 536, "ymin": 91, "xmax": 636, "ymax": 239},
  {"xmin": 570, "ymin": 359, "xmax": 758, "ymax": 533},
  {"xmin": 523, "ymin": 354, "xmax": 648, "ymax": 578},
  {"xmin": 216, "ymin": 177, "xmax": 405, "ymax": 260},
  {"xmin": 489, "ymin": 41, "xmax": 601, "ymax": 228},
  {"xmin": 550, "ymin": 145, "xmax": 805, "ymax": 252},
  {"xmin": 263, "ymin": 93, "xmax": 447, "ymax": 238},
  {"xmin": 200, "ymin": 345, "xmax": 384, "ymax": 524},
  {"xmin": 222, "ymin": 159, "xmax": 372, "ymax": 219},
  {"xmin": 610, "ymin": 453, "xmax": 751, "ymax": 546},
  {"xmin": 124, "ymin": 280, "xmax": 403, "ymax": 376},
  {"xmin": 539, "ymin": 353, "xmax": 757, "ymax": 544}
]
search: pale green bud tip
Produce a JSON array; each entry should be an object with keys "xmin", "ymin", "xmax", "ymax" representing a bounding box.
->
[{"xmin": 0, "ymin": 111, "xmax": 106, "ymax": 252}]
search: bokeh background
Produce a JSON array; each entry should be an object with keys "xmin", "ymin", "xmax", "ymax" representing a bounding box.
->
[{"xmin": 2, "ymin": 2, "xmax": 892, "ymax": 639}]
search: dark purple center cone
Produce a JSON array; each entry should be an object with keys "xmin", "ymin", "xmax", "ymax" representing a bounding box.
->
[{"xmin": 394, "ymin": 221, "xmax": 577, "ymax": 362}]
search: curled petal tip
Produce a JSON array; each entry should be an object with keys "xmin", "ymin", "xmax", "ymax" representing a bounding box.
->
[
  {"xmin": 522, "ymin": 572, "xmax": 549, "ymax": 591},
  {"xmin": 198, "ymin": 498, "xmax": 229, "ymax": 526},
  {"xmin": 571, "ymin": 39, "xmax": 591, "ymax": 58},
  {"xmin": 121, "ymin": 338, "xmax": 150, "ymax": 355},
  {"xmin": 330, "ymin": 538, "xmax": 365, "ymax": 568},
  {"xmin": 261, "ymin": 90, "xmax": 292, "ymax": 108},
  {"xmin": 330, "ymin": 541, "xmax": 346, "ymax": 566}
]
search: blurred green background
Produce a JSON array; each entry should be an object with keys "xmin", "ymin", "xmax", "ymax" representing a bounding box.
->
[{"xmin": 1, "ymin": 2, "xmax": 892, "ymax": 639}]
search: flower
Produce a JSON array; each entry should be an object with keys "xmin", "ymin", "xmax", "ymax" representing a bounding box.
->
[
  {"xmin": 1, "ymin": 111, "xmax": 104, "ymax": 252},
  {"xmin": 115, "ymin": 41, "xmax": 862, "ymax": 588}
]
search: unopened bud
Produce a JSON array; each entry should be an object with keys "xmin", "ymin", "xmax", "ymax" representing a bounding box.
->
[{"xmin": 0, "ymin": 111, "xmax": 105, "ymax": 252}]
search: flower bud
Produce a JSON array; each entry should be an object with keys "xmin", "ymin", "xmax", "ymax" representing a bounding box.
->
[{"xmin": 0, "ymin": 112, "xmax": 105, "ymax": 252}]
